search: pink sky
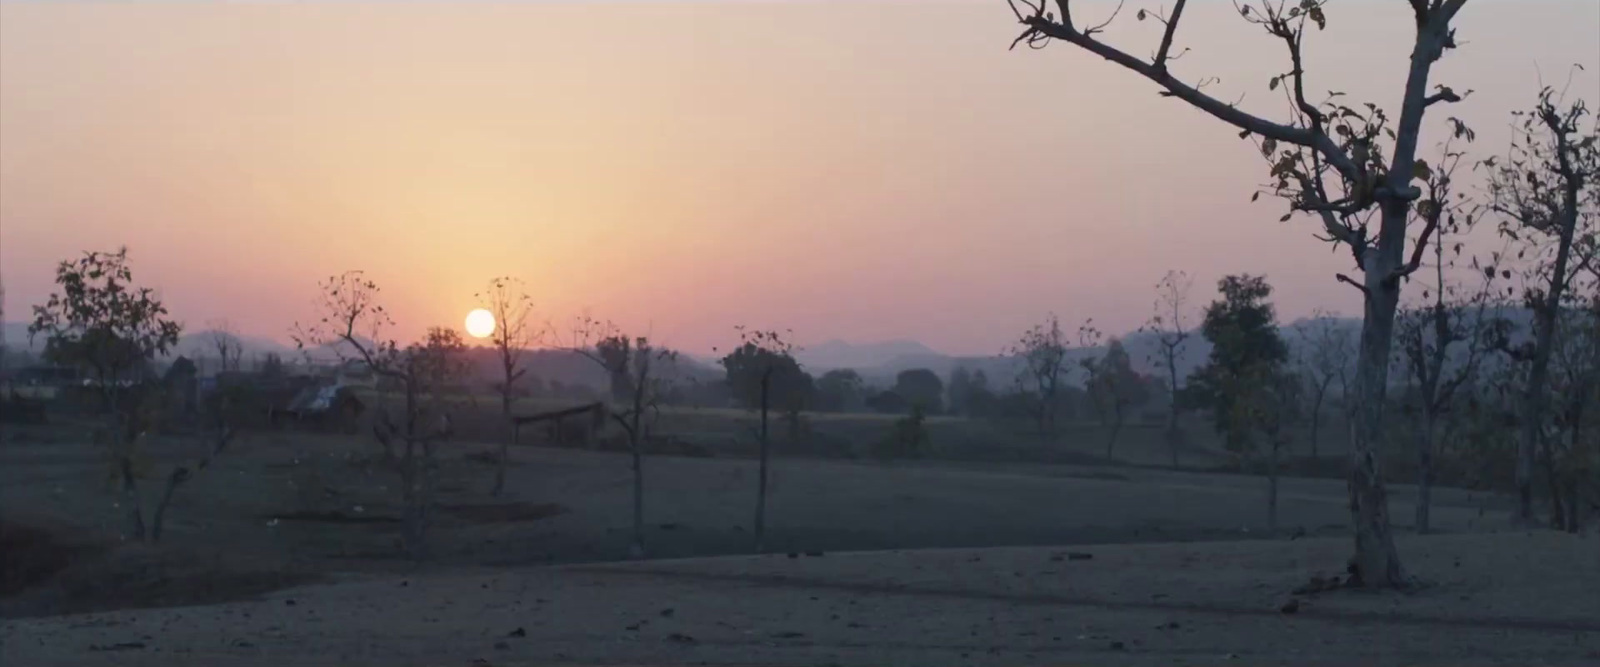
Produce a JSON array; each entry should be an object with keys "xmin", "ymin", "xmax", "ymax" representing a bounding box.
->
[{"xmin": 2, "ymin": 1, "xmax": 1596, "ymax": 355}]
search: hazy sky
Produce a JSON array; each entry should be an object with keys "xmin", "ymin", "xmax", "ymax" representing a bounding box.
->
[{"xmin": 2, "ymin": 1, "xmax": 1596, "ymax": 355}]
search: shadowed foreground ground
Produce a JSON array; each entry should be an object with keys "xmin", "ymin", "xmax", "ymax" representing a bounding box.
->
[{"xmin": 4, "ymin": 532, "xmax": 1596, "ymax": 667}]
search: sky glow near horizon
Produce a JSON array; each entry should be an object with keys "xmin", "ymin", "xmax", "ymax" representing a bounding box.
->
[{"xmin": 1, "ymin": 1, "xmax": 1596, "ymax": 354}]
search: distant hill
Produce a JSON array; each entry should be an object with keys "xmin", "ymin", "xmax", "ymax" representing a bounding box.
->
[
  {"xmin": 796, "ymin": 339, "xmax": 941, "ymax": 371},
  {"xmin": 3, "ymin": 305, "xmax": 1540, "ymax": 390}
]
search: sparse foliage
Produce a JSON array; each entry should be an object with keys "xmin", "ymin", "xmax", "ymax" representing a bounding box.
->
[
  {"xmin": 292, "ymin": 271, "xmax": 461, "ymax": 560},
  {"xmin": 1005, "ymin": 0, "xmax": 1476, "ymax": 588},
  {"xmin": 1293, "ymin": 310, "xmax": 1354, "ymax": 459},
  {"xmin": 1007, "ymin": 314, "xmax": 1070, "ymax": 437},
  {"xmin": 29, "ymin": 248, "xmax": 182, "ymax": 541},
  {"xmin": 206, "ymin": 318, "xmax": 244, "ymax": 374},
  {"xmin": 1483, "ymin": 88, "xmax": 1599, "ymax": 524},
  {"xmin": 1146, "ymin": 270, "xmax": 1194, "ymax": 466},
  {"xmin": 477, "ymin": 277, "xmax": 543, "ymax": 496},
  {"xmin": 1394, "ymin": 139, "xmax": 1495, "ymax": 533},
  {"xmin": 1085, "ymin": 338, "xmax": 1148, "ymax": 458},
  {"xmin": 717, "ymin": 327, "xmax": 802, "ymax": 553},
  {"xmin": 569, "ymin": 316, "xmax": 677, "ymax": 557}
]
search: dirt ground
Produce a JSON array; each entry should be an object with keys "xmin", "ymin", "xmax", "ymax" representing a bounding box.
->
[
  {"xmin": 4, "ymin": 532, "xmax": 1597, "ymax": 666},
  {"xmin": 0, "ymin": 421, "xmax": 1508, "ymax": 593},
  {"xmin": 0, "ymin": 419, "xmax": 1569, "ymax": 664}
]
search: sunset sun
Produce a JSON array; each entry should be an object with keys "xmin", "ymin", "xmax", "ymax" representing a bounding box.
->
[{"xmin": 465, "ymin": 308, "xmax": 496, "ymax": 339}]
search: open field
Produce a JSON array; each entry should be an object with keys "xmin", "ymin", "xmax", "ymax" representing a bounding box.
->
[
  {"xmin": 4, "ymin": 532, "xmax": 1597, "ymax": 666},
  {"xmin": 0, "ymin": 414, "xmax": 1566, "ymax": 666},
  {"xmin": 2, "ymin": 417, "xmax": 1512, "ymax": 618}
]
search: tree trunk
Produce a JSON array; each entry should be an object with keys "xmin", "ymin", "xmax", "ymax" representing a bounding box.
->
[
  {"xmin": 493, "ymin": 391, "xmax": 512, "ymax": 497},
  {"xmin": 1105, "ymin": 407, "xmax": 1124, "ymax": 459},
  {"xmin": 400, "ymin": 388, "xmax": 428, "ymax": 561},
  {"xmin": 1310, "ymin": 380, "xmax": 1331, "ymax": 459},
  {"xmin": 1415, "ymin": 411, "xmax": 1435, "ymax": 535},
  {"xmin": 1518, "ymin": 311, "xmax": 1569, "ymax": 524},
  {"xmin": 754, "ymin": 376, "xmax": 771, "ymax": 553},
  {"xmin": 401, "ymin": 440, "xmax": 425, "ymax": 560},
  {"xmin": 1339, "ymin": 10, "xmax": 1456, "ymax": 583},
  {"xmin": 1268, "ymin": 439, "xmax": 1280, "ymax": 532},
  {"xmin": 1517, "ymin": 101, "xmax": 1585, "ymax": 524},
  {"xmin": 119, "ymin": 455, "xmax": 146, "ymax": 542},
  {"xmin": 1542, "ymin": 441, "xmax": 1567, "ymax": 530},
  {"xmin": 1167, "ymin": 356, "xmax": 1181, "ymax": 467},
  {"xmin": 151, "ymin": 467, "xmax": 190, "ymax": 542},
  {"xmin": 628, "ymin": 381, "xmax": 646, "ymax": 559},
  {"xmin": 630, "ymin": 438, "xmax": 644, "ymax": 558},
  {"xmin": 1347, "ymin": 204, "xmax": 1409, "ymax": 588}
]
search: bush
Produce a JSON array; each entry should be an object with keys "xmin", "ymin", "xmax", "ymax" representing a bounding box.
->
[{"xmin": 871, "ymin": 404, "xmax": 930, "ymax": 460}]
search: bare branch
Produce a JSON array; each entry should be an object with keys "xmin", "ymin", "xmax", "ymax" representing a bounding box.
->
[
  {"xmin": 1424, "ymin": 89, "xmax": 1463, "ymax": 108},
  {"xmin": 1336, "ymin": 273, "xmax": 1371, "ymax": 296},
  {"xmin": 1019, "ymin": 12, "xmax": 1360, "ymax": 184},
  {"xmin": 1082, "ymin": 0, "xmax": 1125, "ymax": 37},
  {"xmin": 1392, "ymin": 213, "xmax": 1440, "ymax": 281},
  {"xmin": 1153, "ymin": 0, "xmax": 1189, "ymax": 71}
]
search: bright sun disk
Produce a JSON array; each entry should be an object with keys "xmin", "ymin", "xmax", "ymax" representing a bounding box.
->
[{"xmin": 465, "ymin": 308, "xmax": 496, "ymax": 339}]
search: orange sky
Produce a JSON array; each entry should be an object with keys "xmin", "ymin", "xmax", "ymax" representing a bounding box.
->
[{"xmin": 2, "ymin": 1, "xmax": 1596, "ymax": 355}]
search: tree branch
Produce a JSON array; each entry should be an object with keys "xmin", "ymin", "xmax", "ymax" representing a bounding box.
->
[
  {"xmin": 1019, "ymin": 12, "xmax": 1360, "ymax": 184},
  {"xmin": 1336, "ymin": 273, "xmax": 1371, "ymax": 297},
  {"xmin": 1424, "ymin": 89, "xmax": 1463, "ymax": 108},
  {"xmin": 1391, "ymin": 212, "xmax": 1440, "ymax": 282},
  {"xmin": 1153, "ymin": 0, "xmax": 1188, "ymax": 71}
]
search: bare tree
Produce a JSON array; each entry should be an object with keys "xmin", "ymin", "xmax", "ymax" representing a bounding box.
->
[
  {"xmin": 717, "ymin": 327, "xmax": 801, "ymax": 553},
  {"xmin": 477, "ymin": 277, "xmax": 543, "ymax": 497},
  {"xmin": 293, "ymin": 272, "xmax": 462, "ymax": 560},
  {"xmin": 1007, "ymin": 314, "xmax": 1070, "ymax": 437},
  {"xmin": 1006, "ymin": 0, "xmax": 1475, "ymax": 587},
  {"xmin": 1146, "ymin": 270, "xmax": 1194, "ymax": 466},
  {"xmin": 1394, "ymin": 141, "xmax": 1497, "ymax": 534},
  {"xmin": 1293, "ymin": 310, "xmax": 1354, "ymax": 459},
  {"xmin": 568, "ymin": 316, "xmax": 675, "ymax": 558},
  {"xmin": 1484, "ymin": 88, "xmax": 1599, "ymax": 524},
  {"xmin": 206, "ymin": 318, "xmax": 244, "ymax": 374},
  {"xmin": 151, "ymin": 394, "xmax": 239, "ymax": 542}
]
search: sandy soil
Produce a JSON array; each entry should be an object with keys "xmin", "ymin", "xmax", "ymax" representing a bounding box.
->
[{"xmin": 4, "ymin": 532, "xmax": 1596, "ymax": 666}]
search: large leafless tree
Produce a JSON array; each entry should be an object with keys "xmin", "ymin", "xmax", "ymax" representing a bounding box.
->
[
  {"xmin": 1006, "ymin": 0, "xmax": 1474, "ymax": 587},
  {"xmin": 206, "ymin": 318, "xmax": 244, "ymax": 374},
  {"xmin": 1146, "ymin": 270, "xmax": 1194, "ymax": 466},
  {"xmin": 1293, "ymin": 309, "xmax": 1353, "ymax": 459},
  {"xmin": 477, "ymin": 277, "xmax": 543, "ymax": 497}
]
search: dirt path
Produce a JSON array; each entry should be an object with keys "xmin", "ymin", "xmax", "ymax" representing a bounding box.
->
[{"xmin": 4, "ymin": 532, "xmax": 1595, "ymax": 666}]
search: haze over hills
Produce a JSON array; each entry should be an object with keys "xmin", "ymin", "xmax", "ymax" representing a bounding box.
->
[{"xmin": 1, "ymin": 307, "xmax": 1535, "ymax": 391}]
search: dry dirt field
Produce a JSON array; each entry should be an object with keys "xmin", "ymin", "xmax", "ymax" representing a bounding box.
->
[
  {"xmin": 0, "ymin": 419, "xmax": 1579, "ymax": 665},
  {"xmin": 4, "ymin": 533, "xmax": 1597, "ymax": 666}
]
